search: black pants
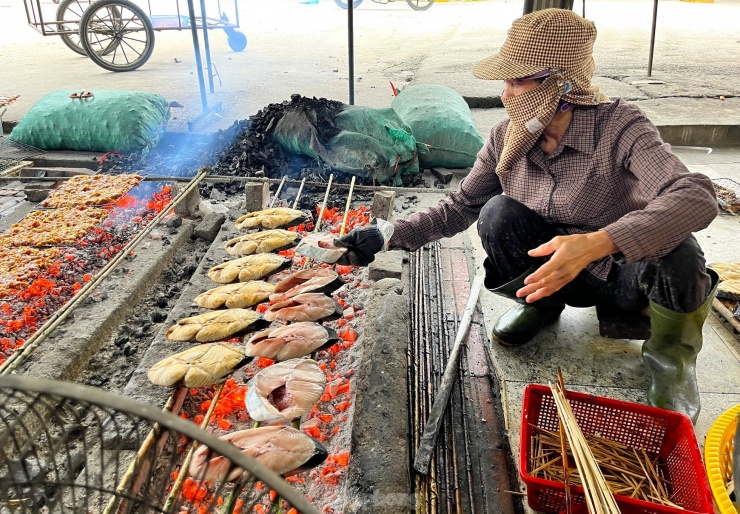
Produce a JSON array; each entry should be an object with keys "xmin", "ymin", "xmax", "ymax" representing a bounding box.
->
[{"xmin": 476, "ymin": 196, "xmax": 713, "ymax": 313}]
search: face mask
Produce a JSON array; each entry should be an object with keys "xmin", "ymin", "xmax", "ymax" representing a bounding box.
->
[{"xmin": 496, "ymin": 75, "xmax": 568, "ymax": 175}]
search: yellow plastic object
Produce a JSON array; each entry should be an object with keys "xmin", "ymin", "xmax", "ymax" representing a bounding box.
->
[{"xmin": 705, "ymin": 403, "xmax": 740, "ymax": 514}]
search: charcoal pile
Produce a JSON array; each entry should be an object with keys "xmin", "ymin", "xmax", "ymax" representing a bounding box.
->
[{"xmin": 100, "ymin": 95, "xmax": 426, "ymax": 200}]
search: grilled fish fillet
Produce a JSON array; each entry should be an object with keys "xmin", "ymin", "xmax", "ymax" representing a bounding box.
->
[
  {"xmin": 195, "ymin": 281, "xmax": 275, "ymax": 309},
  {"xmin": 269, "ymin": 267, "xmax": 342, "ymax": 302},
  {"xmin": 224, "ymin": 229, "xmax": 300, "ymax": 256},
  {"xmin": 709, "ymin": 262, "xmax": 740, "ymax": 282},
  {"xmin": 263, "ymin": 293, "xmax": 342, "ymax": 322},
  {"xmin": 208, "ymin": 253, "xmax": 290, "ymax": 284},
  {"xmin": 246, "ymin": 358, "xmax": 326, "ymax": 424},
  {"xmin": 148, "ymin": 343, "xmax": 245, "ymax": 388},
  {"xmin": 165, "ymin": 309, "xmax": 261, "ymax": 342},
  {"xmin": 189, "ymin": 425, "xmax": 328, "ymax": 482},
  {"xmin": 235, "ymin": 208, "xmax": 306, "ymax": 230},
  {"xmin": 245, "ymin": 322, "xmax": 338, "ymax": 361}
]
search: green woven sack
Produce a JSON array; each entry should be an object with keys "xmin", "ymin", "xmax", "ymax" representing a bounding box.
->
[
  {"xmin": 8, "ymin": 90, "xmax": 170, "ymax": 154},
  {"xmin": 391, "ymin": 84, "xmax": 484, "ymax": 169}
]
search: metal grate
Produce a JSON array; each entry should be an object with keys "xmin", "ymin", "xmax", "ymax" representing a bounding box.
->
[
  {"xmin": 0, "ymin": 375, "xmax": 319, "ymax": 514},
  {"xmin": 712, "ymin": 178, "xmax": 740, "ymax": 215},
  {"xmin": 0, "ymin": 137, "xmax": 44, "ymax": 175}
]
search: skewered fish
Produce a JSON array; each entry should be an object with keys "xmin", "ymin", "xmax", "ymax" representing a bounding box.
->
[
  {"xmin": 208, "ymin": 253, "xmax": 291, "ymax": 284},
  {"xmin": 224, "ymin": 229, "xmax": 300, "ymax": 256},
  {"xmin": 148, "ymin": 343, "xmax": 246, "ymax": 388},
  {"xmin": 195, "ymin": 281, "xmax": 275, "ymax": 309},
  {"xmin": 235, "ymin": 208, "xmax": 306, "ymax": 230},
  {"xmin": 246, "ymin": 358, "xmax": 325, "ymax": 424},
  {"xmin": 189, "ymin": 426, "xmax": 328, "ymax": 482},
  {"xmin": 269, "ymin": 267, "xmax": 343, "ymax": 302},
  {"xmin": 263, "ymin": 293, "xmax": 343, "ymax": 322},
  {"xmin": 245, "ymin": 322, "xmax": 338, "ymax": 361},
  {"xmin": 294, "ymin": 233, "xmax": 348, "ymax": 264},
  {"xmin": 165, "ymin": 309, "xmax": 262, "ymax": 342}
]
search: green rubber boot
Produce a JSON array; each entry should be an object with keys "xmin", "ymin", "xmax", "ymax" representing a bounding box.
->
[
  {"xmin": 642, "ymin": 269, "xmax": 719, "ymax": 424},
  {"xmin": 485, "ymin": 261, "xmax": 565, "ymax": 347}
]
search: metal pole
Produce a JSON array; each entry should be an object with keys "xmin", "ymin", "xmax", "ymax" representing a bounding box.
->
[
  {"xmin": 348, "ymin": 1, "xmax": 355, "ymax": 105},
  {"xmin": 199, "ymin": 0, "xmax": 216, "ymax": 93},
  {"xmin": 186, "ymin": 0, "xmax": 208, "ymax": 112},
  {"xmin": 647, "ymin": 0, "xmax": 658, "ymax": 77}
]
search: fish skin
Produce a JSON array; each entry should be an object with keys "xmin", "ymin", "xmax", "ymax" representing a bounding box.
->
[
  {"xmin": 224, "ymin": 229, "xmax": 300, "ymax": 256},
  {"xmin": 235, "ymin": 208, "xmax": 306, "ymax": 231},
  {"xmin": 245, "ymin": 322, "xmax": 337, "ymax": 361},
  {"xmin": 246, "ymin": 358, "xmax": 326, "ymax": 424},
  {"xmin": 269, "ymin": 267, "xmax": 342, "ymax": 302},
  {"xmin": 147, "ymin": 343, "xmax": 245, "ymax": 388},
  {"xmin": 195, "ymin": 281, "xmax": 275, "ymax": 309},
  {"xmin": 165, "ymin": 309, "xmax": 261, "ymax": 342},
  {"xmin": 208, "ymin": 254, "xmax": 290, "ymax": 284},
  {"xmin": 263, "ymin": 293, "xmax": 342, "ymax": 323},
  {"xmin": 188, "ymin": 425, "xmax": 328, "ymax": 482}
]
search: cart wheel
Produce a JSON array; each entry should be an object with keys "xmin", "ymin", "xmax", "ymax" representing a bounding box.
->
[
  {"xmin": 79, "ymin": 0, "xmax": 154, "ymax": 72},
  {"xmin": 56, "ymin": 0, "xmax": 89, "ymax": 55},
  {"xmin": 225, "ymin": 29, "xmax": 247, "ymax": 52},
  {"xmin": 406, "ymin": 0, "xmax": 433, "ymax": 10},
  {"xmin": 334, "ymin": 0, "xmax": 363, "ymax": 8}
]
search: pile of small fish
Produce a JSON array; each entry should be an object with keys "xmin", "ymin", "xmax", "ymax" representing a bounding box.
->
[{"xmin": 148, "ymin": 206, "xmax": 351, "ymax": 480}]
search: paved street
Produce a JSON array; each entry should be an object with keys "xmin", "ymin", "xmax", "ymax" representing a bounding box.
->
[{"xmin": 2, "ymin": 0, "xmax": 739, "ymax": 132}]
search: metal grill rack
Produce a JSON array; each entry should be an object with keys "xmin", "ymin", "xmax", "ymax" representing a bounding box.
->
[
  {"xmin": 0, "ymin": 136, "xmax": 45, "ymax": 176},
  {"xmin": 712, "ymin": 177, "xmax": 740, "ymax": 215},
  {"xmin": 0, "ymin": 374, "xmax": 318, "ymax": 514}
]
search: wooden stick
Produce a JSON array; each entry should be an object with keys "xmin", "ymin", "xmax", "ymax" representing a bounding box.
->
[
  {"xmin": 339, "ymin": 176, "xmax": 356, "ymax": 238},
  {"xmin": 291, "ymin": 178, "xmax": 306, "ymax": 210},
  {"xmin": 164, "ymin": 383, "xmax": 226, "ymax": 511},
  {"xmin": 413, "ymin": 276, "xmax": 485, "ymax": 475},
  {"xmin": 270, "ymin": 177, "xmax": 286, "ymax": 208},
  {"xmin": 314, "ymin": 174, "xmax": 334, "ymax": 233},
  {"xmin": 557, "ymin": 368, "xmax": 574, "ymax": 514}
]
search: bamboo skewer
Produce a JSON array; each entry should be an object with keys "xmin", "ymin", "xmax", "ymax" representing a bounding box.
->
[
  {"xmin": 338, "ymin": 176, "xmax": 356, "ymax": 238},
  {"xmin": 270, "ymin": 177, "xmax": 287, "ymax": 208},
  {"xmin": 550, "ymin": 380, "xmax": 620, "ymax": 514},
  {"xmin": 313, "ymin": 174, "xmax": 334, "ymax": 234},
  {"xmin": 291, "ymin": 178, "xmax": 306, "ymax": 210},
  {"xmin": 557, "ymin": 368, "xmax": 573, "ymax": 514},
  {"xmin": 164, "ymin": 382, "xmax": 226, "ymax": 511}
]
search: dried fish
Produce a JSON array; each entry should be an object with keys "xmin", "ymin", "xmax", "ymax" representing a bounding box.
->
[
  {"xmin": 263, "ymin": 293, "xmax": 343, "ymax": 322},
  {"xmin": 245, "ymin": 322, "xmax": 338, "ymax": 361},
  {"xmin": 207, "ymin": 253, "xmax": 291, "ymax": 284},
  {"xmin": 269, "ymin": 267, "xmax": 343, "ymax": 302},
  {"xmin": 195, "ymin": 281, "xmax": 275, "ymax": 309},
  {"xmin": 235, "ymin": 208, "xmax": 306, "ymax": 230},
  {"xmin": 224, "ymin": 229, "xmax": 300, "ymax": 256},
  {"xmin": 148, "ymin": 343, "xmax": 246, "ymax": 388},
  {"xmin": 165, "ymin": 309, "xmax": 262, "ymax": 342}
]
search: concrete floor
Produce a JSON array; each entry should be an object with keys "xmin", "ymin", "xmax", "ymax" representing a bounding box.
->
[{"xmin": 394, "ymin": 140, "xmax": 740, "ymax": 510}]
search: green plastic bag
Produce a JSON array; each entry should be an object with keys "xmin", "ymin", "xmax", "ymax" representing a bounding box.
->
[
  {"xmin": 391, "ymin": 84, "xmax": 484, "ymax": 169},
  {"xmin": 8, "ymin": 90, "xmax": 170, "ymax": 154},
  {"xmin": 272, "ymin": 103, "xmax": 428, "ymax": 186}
]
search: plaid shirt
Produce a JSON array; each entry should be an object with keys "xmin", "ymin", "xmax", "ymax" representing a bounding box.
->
[{"xmin": 390, "ymin": 99, "xmax": 718, "ymax": 280}]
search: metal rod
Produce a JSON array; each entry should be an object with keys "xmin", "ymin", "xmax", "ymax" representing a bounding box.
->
[
  {"xmin": 414, "ymin": 275, "xmax": 485, "ymax": 475},
  {"xmin": 270, "ymin": 176, "xmax": 286, "ymax": 208},
  {"xmin": 0, "ymin": 175, "xmax": 449, "ymax": 195},
  {"xmin": 291, "ymin": 178, "xmax": 306, "ymax": 209},
  {"xmin": 347, "ymin": 0, "xmax": 354, "ymax": 105},
  {"xmin": 164, "ymin": 382, "xmax": 226, "ymax": 510},
  {"xmin": 0, "ymin": 169, "xmax": 209, "ymax": 375},
  {"xmin": 186, "ymin": 0, "xmax": 208, "ymax": 112},
  {"xmin": 647, "ymin": 0, "xmax": 658, "ymax": 77},
  {"xmin": 313, "ymin": 174, "xmax": 334, "ymax": 233},
  {"xmin": 339, "ymin": 175, "xmax": 356, "ymax": 237},
  {"xmin": 453, "ymin": 307, "xmax": 476, "ymax": 512},
  {"xmin": 199, "ymin": 0, "xmax": 215, "ymax": 93}
]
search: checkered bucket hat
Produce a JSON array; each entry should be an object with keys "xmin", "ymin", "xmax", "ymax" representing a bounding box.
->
[{"xmin": 473, "ymin": 9, "xmax": 610, "ymax": 173}]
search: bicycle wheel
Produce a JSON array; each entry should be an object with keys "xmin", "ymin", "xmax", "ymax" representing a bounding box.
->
[
  {"xmin": 79, "ymin": 0, "xmax": 154, "ymax": 72},
  {"xmin": 406, "ymin": 0, "xmax": 433, "ymax": 10},
  {"xmin": 334, "ymin": 0, "xmax": 363, "ymax": 9}
]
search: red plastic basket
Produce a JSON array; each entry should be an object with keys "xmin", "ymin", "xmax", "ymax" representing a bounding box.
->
[{"xmin": 520, "ymin": 384, "xmax": 714, "ymax": 514}]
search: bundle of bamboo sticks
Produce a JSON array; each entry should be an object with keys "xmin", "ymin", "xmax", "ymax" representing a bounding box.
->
[{"xmin": 529, "ymin": 379, "xmax": 684, "ymax": 511}]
